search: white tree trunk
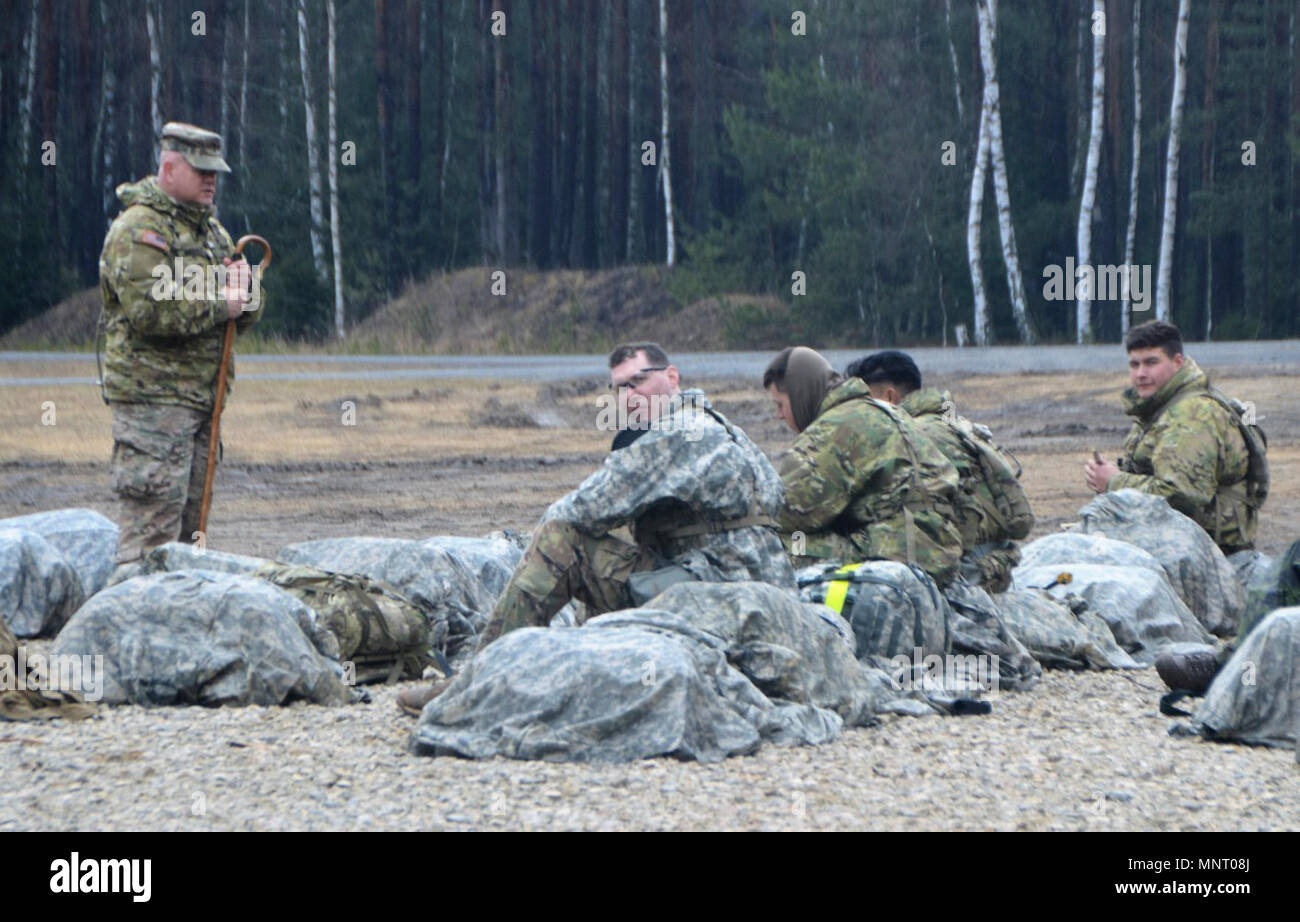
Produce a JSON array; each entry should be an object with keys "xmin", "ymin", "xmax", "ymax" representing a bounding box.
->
[
  {"xmin": 220, "ymin": 18, "xmax": 230, "ymax": 146},
  {"xmin": 978, "ymin": 0, "xmax": 1035, "ymax": 344},
  {"xmin": 19, "ymin": 0, "xmax": 39, "ymax": 160},
  {"xmin": 944, "ymin": 0, "xmax": 964, "ymax": 125},
  {"xmin": 967, "ymin": 85, "xmax": 993, "ymax": 346},
  {"xmin": 1156, "ymin": 0, "xmax": 1190, "ymax": 322},
  {"xmin": 1076, "ymin": 0, "xmax": 1106, "ymax": 343},
  {"xmin": 1121, "ymin": 0, "xmax": 1142, "ymax": 335},
  {"xmin": 327, "ymin": 0, "xmax": 345, "ymax": 339},
  {"xmin": 658, "ymin": 0, "xmax": 675, "ymax": 266},
  {"xmin": 146, "ymin": 1, "xmax": 163, "ymax": 140},
  {"xmin": 296, "ymin": 0, "xmax": 328, "ymax": 284},
  {"xmin": 442, "ymin": 0, "xmax": 465, "ymax": 203},
  {"xmin": 626, "ymin": 0, "xmax": 638, "ymax": 258}
]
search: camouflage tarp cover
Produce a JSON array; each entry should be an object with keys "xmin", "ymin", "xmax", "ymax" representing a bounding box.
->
[
  {"xmin": 994, "ymin": 588, "xmax": 1140, "ymax": 670},
  {"xmin": 1078, "ymin": 490, "xmax": 1242, "ymax": 636},
  {"xmin": 1018, "ymin": 532, "xmax": 1164, "ymax": 576},
  {"xmin": 0, "ymin": 528, "xmax": 84, "ymax": 638},
  {"xmin": 943, "ymin": 581, "xmax": 1043, "ymax": 691},
  {"xmin": 410, "ymin": 612, "xmax": 843, "ymax": 763},
  {"xmin": 142, "ymin": 541, "xmax": 266, "ymax": 576},
  {"xmin": 421, "ymin": 534, "xmax": 523, "ymax": 598},
  {"xmin": 51, "ymin": 571, "xmax": 350, "ymax": 707},
  {"xmin": 796, "ymin": 561, "xmax": 951, "ymax": 660},
  {"xmin": 0, "ymin": 508, "xmax": 119, "ymax": 598},
  {"xmin": 277, "ymin": 537, "xmax": 495, "ymax": 655},
  {"xmin": 1013, "ymin": 563, "xmax": 1211, "ymax": 662},
  {"xmin": 1193, "ymin": 607, "xmax": 1300, "ymax": 749},
  {"xmin": 1238, "ymin": 541, "xmax": 1298, "ymax": 639}
]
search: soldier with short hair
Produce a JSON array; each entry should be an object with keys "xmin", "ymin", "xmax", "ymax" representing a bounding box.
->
[
  {"xmin": 1084, "ymin": 320, "xmax": 1263, "ymax": 555},
  {"xmin": 99, "ymin": 122, "xmax": 263, "ymax": 574},
  {"xmin": 847, "ymin": 350, "xmax": 1033, "ymax": 593},
  {"xmin": 763, "ymin": 346, "xmax": 965, "ymax": 587},
  {"xmin": 397, "ymin": 342, "xmax": 795, "ymax": 715}
]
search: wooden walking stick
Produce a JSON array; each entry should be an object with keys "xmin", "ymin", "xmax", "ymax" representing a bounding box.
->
[{"xmin": 196, "ymin": 234, "xmax": 272, "ymax": 539}]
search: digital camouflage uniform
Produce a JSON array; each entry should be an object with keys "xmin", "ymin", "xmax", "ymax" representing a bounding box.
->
[
  {"xmin": 99, "ymin": 130, "xmax": 263, "ymax": 566},
  {"xmin": 777, "ymin": 377, "xmax": 965, "ymax": 586},
  {"xmin": 1108, "ymin": 358, "xmax": 1255, "ymax": 553},
  {"xmin": 901, "ymin": 388, "xmax": 1023, "ymax": 592},
  {"xmin": 478, "ymin": 389, "xmax": 796, "ymax": 647}
]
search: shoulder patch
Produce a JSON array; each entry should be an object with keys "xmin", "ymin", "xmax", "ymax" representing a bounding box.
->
[{"xmin": 136, "ymin": 230, "xmax": 169, "ymax": 252}]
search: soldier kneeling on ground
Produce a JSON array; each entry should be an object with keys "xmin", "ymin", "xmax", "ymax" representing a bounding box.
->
[
  {"xmin": 846, "ymin": 350, "xmax": 1034, "ymax": 594},
  {"xmin": 397, "ymin": 342, "xmax": 796, "ymax": 715},
  {"xmin": 762, "ymin": 346, "xmax": 965, "ymax": 587}
]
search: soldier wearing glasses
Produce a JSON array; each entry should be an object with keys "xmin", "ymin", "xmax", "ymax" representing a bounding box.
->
[{"xmin": 397, "ymin": 342, "xmax": 794, "ymax": 714}]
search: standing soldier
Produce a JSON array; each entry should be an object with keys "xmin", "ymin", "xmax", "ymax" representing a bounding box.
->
[{"xmin": 99, "ymin": 122, "xmax": 263, "ymax": 577}]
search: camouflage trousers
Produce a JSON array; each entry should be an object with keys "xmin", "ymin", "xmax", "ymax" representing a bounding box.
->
[
  {"xmin": 109, "ymin": 401, "xmax": 217, "ymax": 565},
  {"xmin": 476, "ymin": 519, "xmax": 658, "ymax": 650}
]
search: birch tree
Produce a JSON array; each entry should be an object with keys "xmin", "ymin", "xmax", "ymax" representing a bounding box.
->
[
  {"xmin": 238, "ymin": 0, "xmax": 250, "ymax": 170},
  {"xmin": 658, "ymin": 0, "xmax": 675, "ymax": 266},
  {"xmin": 327, "ymin": 0, "xmax": 344, "ymax": 338},
  {"xmin": 19, "ymin": 0, "xmax": 39, "ymax": 161},
  {"xmin": 944, "ymin": 0, "xmax": 964, "ymax": 127},
  {"xmin": 976, "ymin": 0, "xmax": 1035, "ymax": 344},
  {"xmin": 146, "ymin": 1, "xmax": 163, "ymax": 140},
  {"xmin": 967, "ymin": 87, "xmax": 992, "ymax": 345},
  {"xmin": 1075, "ymin": 0, "xmax": 1105, "ymax": 343},
  {"xmin": 1156, "ymin": 0, "xmax": 1190, "ymax": 322},
  {"xmin": 93, "ymin": 0, "xmax": 117, "ymax": 215},
  {"xmin": 296, "ymin": 0, "xmax": 328, "ymax": 284},
  {"xmin": 1121, "ymin": 0, "xmax": 1142, "ymax": 334}
]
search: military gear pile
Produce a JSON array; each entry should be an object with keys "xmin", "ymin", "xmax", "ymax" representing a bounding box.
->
[
  {"xmin": 993, "ymin": 589, "xmax": 1139, "ymax": 671},
  {"xmin": 0, "ymin": 508, "xmax": 119, "ymax": 599},
  {"xmin": 411, "ymin": 581, "xmax": 976, "ymax": 763},
  {"xmin": 1239, "ymin": 539, "xmax": 1300, "ymax": 638},
  {"xmin": 142, "ymin": 543, "xmax": 433, "ymax": 682},
  {"xmin": 1079, "ymin": 489, "xmax": 1244, "ymax": 636},
  {"xmin": 51, "ymin": 571, "xmax": 350, "ymax": 707}
]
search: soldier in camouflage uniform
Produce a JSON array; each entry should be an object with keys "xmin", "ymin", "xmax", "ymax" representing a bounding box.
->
[
  {"xmin": 763, "ymin": 347, "xmax": 965, "ymax": 587},
  {"xmin": 847, "ymin": 350, "xmax": 1031, "ymax": 593},
  {"xmin": 99, "ymin": 123, "xmax": 262, "ymax": 571},
  {"xmin": 1085, "ymin": 321, "xmax": 1258, "ymax": 554},
  {"xmin": 397, "ymin": 343, "xmax": 795, "ymax": 714}
]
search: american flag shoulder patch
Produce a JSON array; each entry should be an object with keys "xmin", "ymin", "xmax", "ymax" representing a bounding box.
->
[{"xmin": 137, "ymin": 229, "xmax": 169, "ymax": 252}]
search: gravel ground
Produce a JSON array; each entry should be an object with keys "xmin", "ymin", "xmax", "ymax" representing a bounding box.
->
[{"xmin": 2, "ymin": 668, "xmax": 1296, "ymax": 832}]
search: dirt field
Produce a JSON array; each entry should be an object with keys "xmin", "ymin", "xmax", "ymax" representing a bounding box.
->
[{"xmin": 1, "ymin": 356, "xmax": 1297, "ymax": 830}]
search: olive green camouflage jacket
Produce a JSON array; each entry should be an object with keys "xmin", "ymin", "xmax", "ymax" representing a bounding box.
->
[
  {"xmin": 777, "ymin": 377, "xmax": 965, "ymax": 585},
  {"xmin": 1109, "ymin": 358, "xmax": 1255, "ymax": 552},
  {"xmin": 99, "ymin": 177, "xmax": 264, "ymax": 412},
  {"xmin": 900, "ymin": 388, "xmax": 989, "ymax": 547}
]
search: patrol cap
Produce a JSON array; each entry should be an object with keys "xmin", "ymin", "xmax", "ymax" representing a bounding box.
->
[{"xmin": 159, "ymin": 121, "xmax": 231, "ymax": 173}]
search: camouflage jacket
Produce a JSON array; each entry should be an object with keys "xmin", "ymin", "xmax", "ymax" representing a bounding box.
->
[
  {"xmin": 99, "ymin": 177, "xmax": 264, "ymax": 412},
  {"xmin": 541, "ymin": 389, "xmax": 796, "ymax": 588},
  {"xmin": 1109, "ymin": 358, "xmax": 1254, "ymax": 551},
  {"xmin": 777, "ymin": 377, "xmax": 965, "ymax": 585}
]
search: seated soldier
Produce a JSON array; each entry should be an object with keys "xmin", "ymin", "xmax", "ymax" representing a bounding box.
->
[
  {"xmin": 763, "ymin": 346, "xmax": 964, "ymax": 587},
  {"xmin": 397, "ymin": 342, "xmax": 795, "ymax": 715},
  {"xmin": 1084, "ymin": 320, "xmax": 1264, "ymax": 556},
  {"xmin": 846, "ymin": 350, "xmax": 1033, "ymax": 593}
]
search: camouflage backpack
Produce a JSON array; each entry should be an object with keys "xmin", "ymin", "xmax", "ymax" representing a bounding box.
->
[
  {"xmin": 798, "ymin": 560, "xmax": 951, "ymax": 660},
  {"xmin": 1198, "ymin": 387, "xmax": 1269, "ymax": 510},
  {"xmin": 252, "ymin": 563, "xmax": 434, "ymax": 684},
  {"xmin": 0, "ymin": 615, "xmax": 97, "ymax": 722},
  {"xmin": 941, "ymin": 403, "xmax": 1035, "ymax": 540}
]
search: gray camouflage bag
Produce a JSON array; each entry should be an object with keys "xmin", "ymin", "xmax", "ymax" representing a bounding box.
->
[{"xmin": 797, "ymin": 560, "xmax": 951, "ymax": 660}]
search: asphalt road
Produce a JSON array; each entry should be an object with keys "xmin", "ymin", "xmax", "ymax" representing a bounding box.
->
[{"xmin": 3, "ymin": 340, "xmax": 1298, "ymax": 386}]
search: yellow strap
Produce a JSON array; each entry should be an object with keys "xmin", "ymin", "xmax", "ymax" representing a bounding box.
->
[{"xmin": 823, "ymin": 562, "xmax": 864, "ymax": 614}]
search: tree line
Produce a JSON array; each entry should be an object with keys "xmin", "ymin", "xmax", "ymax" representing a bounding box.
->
[{"xmin": 1, "ymin": 0, "xmax": 1297, "ymax": 345}]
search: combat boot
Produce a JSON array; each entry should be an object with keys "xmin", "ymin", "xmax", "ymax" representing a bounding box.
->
[
  {"xmin": 1154, "ymin": 644, "xmax": 1224, "ymax": 695},
  {"xmin": 395, "ymin": 677, "xmax": 453, "ymax": 718}
]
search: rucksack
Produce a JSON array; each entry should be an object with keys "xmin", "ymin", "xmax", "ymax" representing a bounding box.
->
[
  {"xmin": 940, "ymin": 404, "xmax": 1035, "ymax": 540},
  {"xmin": 798, "ymin": 560, "xmax": 952, "ymax": 660},
  {"xmin": 1203, "ymin": 387, "xmax": 1269, "ymax": 510}
]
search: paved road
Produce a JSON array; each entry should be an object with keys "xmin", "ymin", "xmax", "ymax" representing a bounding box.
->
[{"xmin": 3, "ymin": 341, "xmax": 1297, "ymax": 386}]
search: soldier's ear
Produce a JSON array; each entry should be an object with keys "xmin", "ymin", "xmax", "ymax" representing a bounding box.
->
[
  {"xmin": 665, "ymin": 365, "xmax": 680, "ymax": 389},
  {"xmin": 1172, "ymin": 353, "xmax": 1185, "ymax": 369}
]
